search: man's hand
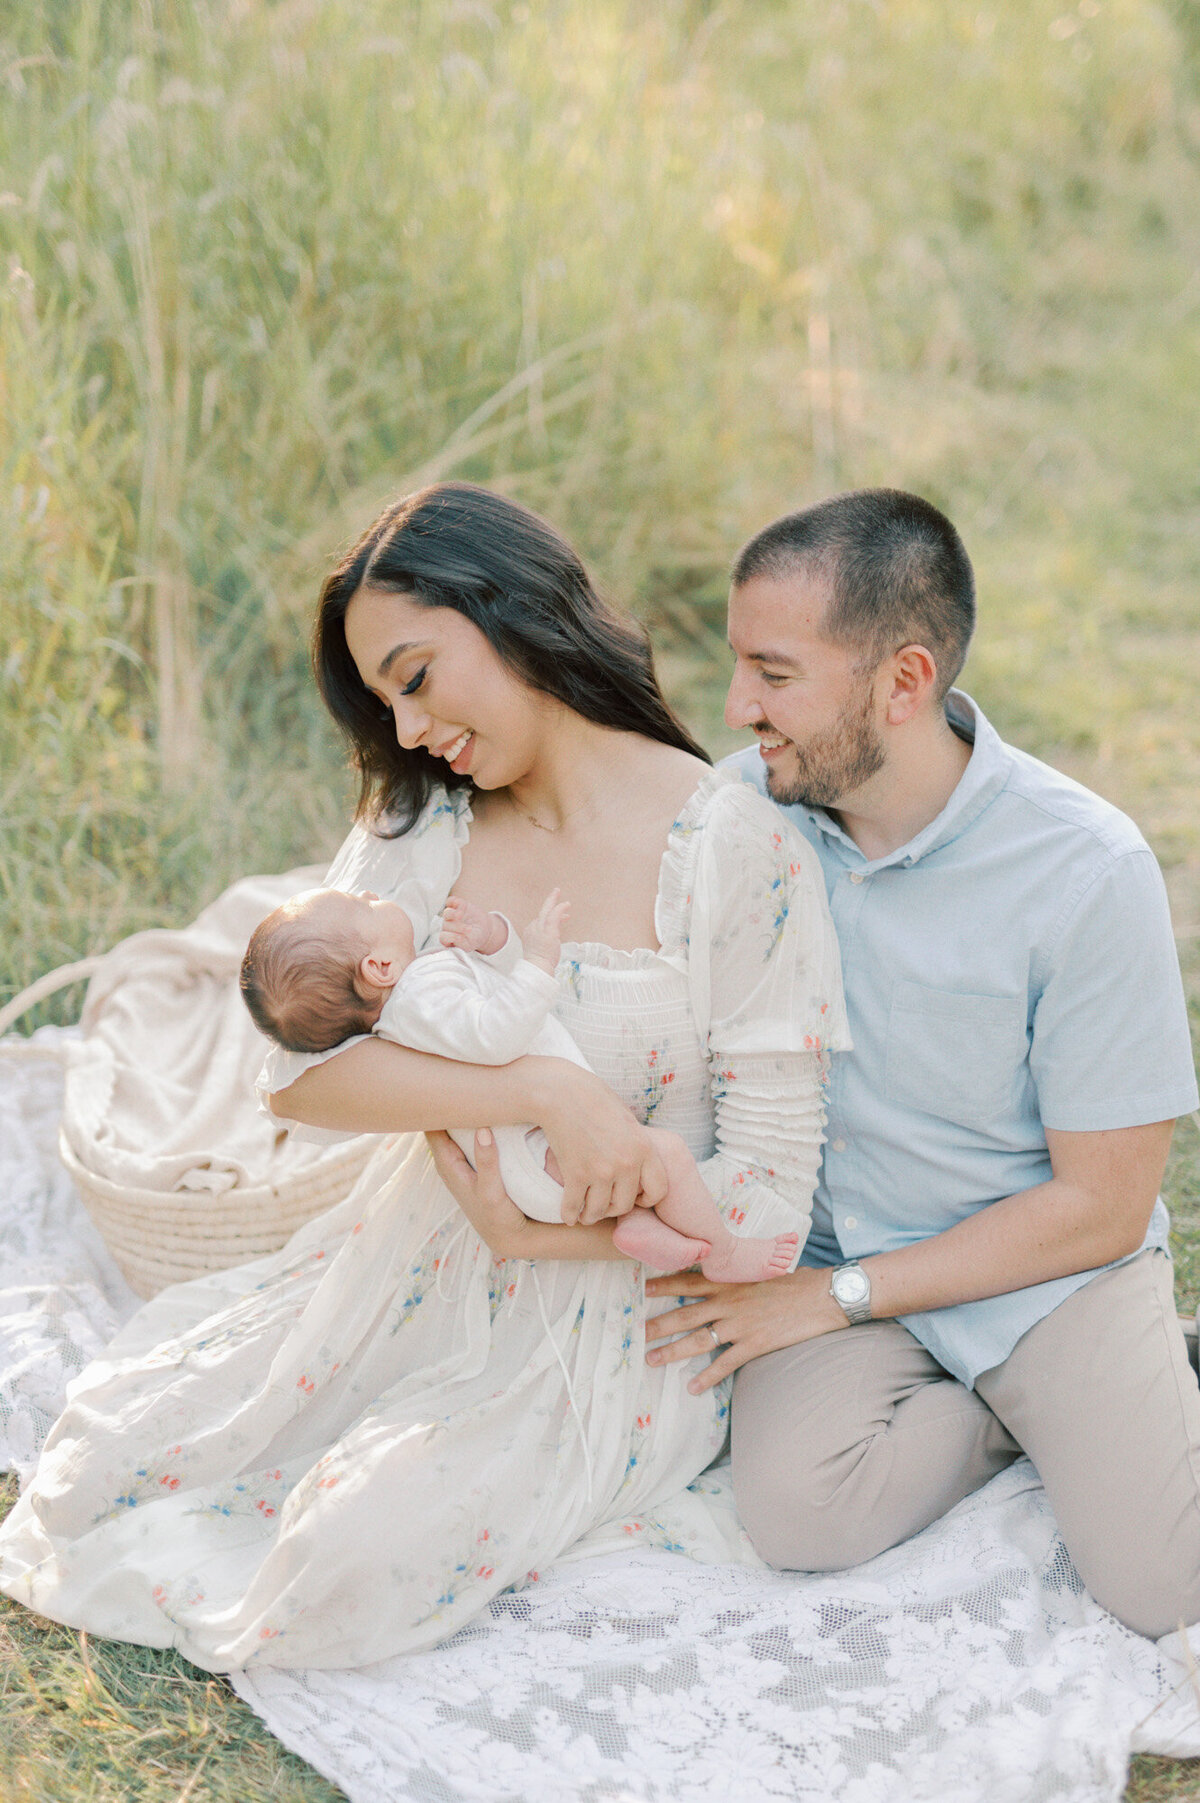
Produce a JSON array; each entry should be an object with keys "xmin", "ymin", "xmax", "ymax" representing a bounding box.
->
[
  {"xmin": 532, "ymin": 1062, "xmax": 669, "ymax": 1226},
  {"xmin": 644, "ymin": 1267, "xmax": 849, "ymax": 1395}
]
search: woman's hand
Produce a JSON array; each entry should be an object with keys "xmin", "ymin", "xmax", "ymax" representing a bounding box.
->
[
  {"xmin": 427, "ymin": 1129, "xmax": 626, "ymax": 1263},
  {"xmin": 530, "ymin": 1061, "xmax": 669, "ymax": 1227},
  {"xmin": 427, "ymin": 1129, "xmax": 545, "ymax": 1259},
  {"xmin": 643, "ymin": 1267, "xmax": 848, "ymax": 1395}
]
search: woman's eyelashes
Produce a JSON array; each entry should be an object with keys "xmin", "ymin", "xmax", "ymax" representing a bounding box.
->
[{"xmin": 401, "ymin": 666, "xmax": 428, "ymax": 696}]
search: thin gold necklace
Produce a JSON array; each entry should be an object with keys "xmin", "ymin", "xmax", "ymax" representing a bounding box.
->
[{"xmin": 507, "ymin": 787, "xmax": 599, "ymax": 834}]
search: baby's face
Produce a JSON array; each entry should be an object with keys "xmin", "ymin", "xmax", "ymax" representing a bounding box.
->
[{"xmin": 293, "ymin": 888, "xmax": 416, "ymax": 969}]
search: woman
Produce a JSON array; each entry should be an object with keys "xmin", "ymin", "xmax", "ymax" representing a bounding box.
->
[{"xmin": 0, "ymin": 484, "xmax": 848, "ymax": 1670}]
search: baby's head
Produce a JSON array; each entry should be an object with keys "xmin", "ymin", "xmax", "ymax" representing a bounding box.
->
[{"xmin": 240, "ymin": 888, "xmax": 416, "ymax": 1054}]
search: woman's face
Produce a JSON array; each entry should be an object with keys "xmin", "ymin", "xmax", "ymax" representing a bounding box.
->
[{"xmin": 344, "ymin": 585, "xmax": 548, "ymax": 788}]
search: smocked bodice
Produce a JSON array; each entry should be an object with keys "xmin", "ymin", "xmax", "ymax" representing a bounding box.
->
[{"xmin": 554, "ymin": 946, "xmax": 715, "ymax": 1159}]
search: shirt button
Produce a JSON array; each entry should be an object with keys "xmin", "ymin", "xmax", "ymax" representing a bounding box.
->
[
  {"xmin": 843, "ymin": 1215, "xmax": 858, "ymax": 1231},
  {"xmin": 848, "ymin": 871, "xmax": 865, "ymax": 884},
  {"xmin": 830, "ymin": 1138, "xmax": 847, "ymax": 1153}
]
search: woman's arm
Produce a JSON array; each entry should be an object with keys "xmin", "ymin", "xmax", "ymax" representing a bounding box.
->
[{"xmin": 272, "ymin": 1039, "xmax": 667, "ymax": 1222}]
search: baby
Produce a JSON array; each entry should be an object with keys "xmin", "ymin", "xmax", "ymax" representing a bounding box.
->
[{"xmin": 241, "ymin": 886, "xmax": 799, "ymax": 1282}]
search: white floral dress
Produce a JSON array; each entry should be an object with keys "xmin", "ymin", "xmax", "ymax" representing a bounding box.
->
[{"xmin": 0, "ymin": 769, "xmax": 849, "ymax": 1671}]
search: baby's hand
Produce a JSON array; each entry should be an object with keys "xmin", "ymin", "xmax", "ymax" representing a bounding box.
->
[
  {"xmin": 523, "ymin": 888, "xmax": 570, "ymax": 973},
  {"xmin": 441, "ymin": 896, "xmax": 508, "ymax": 956}
]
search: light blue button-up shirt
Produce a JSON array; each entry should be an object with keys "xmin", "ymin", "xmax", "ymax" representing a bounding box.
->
[{"xmin": 727, "ymin": 691, "xmax": 1199, "ymax": 1387}]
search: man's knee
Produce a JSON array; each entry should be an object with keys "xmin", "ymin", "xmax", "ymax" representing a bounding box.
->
[
  {"xmin": 733, "ymin": 1454, "xmax": 905, "ymax": 1572},
  {"xmin": 732, "ymin": 1328, "xmax": 1017, "ymax": 1572},
  {"xmin": 1080, "ymin": 1554, "xmax": 1200, "ymax": 1642}
]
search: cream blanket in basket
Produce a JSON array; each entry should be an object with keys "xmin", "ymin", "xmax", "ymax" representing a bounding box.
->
[{"xmin": 63, "ymin": 868, "xmax": 329, "ymax": 1196}]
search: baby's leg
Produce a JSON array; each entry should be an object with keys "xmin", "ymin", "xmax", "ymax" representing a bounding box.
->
[
  {"xmin": 646, "ymin": 1130, "xmax": 799, "ymax": 1283},
  {"xmin": 611, "ymin": 1208, "xmax": 711, "ymax": 1274},
  {"xmin": 533, "ymin": 1137, "xmax": 710, "ymax": 1268}
]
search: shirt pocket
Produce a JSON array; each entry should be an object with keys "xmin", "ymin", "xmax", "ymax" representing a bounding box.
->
[{"xmin": 884, "ymin": 981, "xmax": 1027, "ymax": 1133}]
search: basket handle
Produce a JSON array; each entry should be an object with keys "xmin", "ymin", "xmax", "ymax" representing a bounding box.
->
[{"xmin": 0, "ymin": 956, "xmax": 107, "ymax": 1042}]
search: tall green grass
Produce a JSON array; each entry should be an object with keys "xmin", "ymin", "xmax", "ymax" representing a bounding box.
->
[{"xmin": 3, "ymin": 0, "xmax": 1199, "ymax": 1011}]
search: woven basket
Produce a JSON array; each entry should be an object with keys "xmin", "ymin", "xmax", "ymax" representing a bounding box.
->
[{"xmin": 0, "ymin": 958, "xmax": 376, "ymax": 1299}]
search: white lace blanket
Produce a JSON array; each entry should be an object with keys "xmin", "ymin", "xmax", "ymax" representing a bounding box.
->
[{"xmin": 4, "ymin": 1033, "xmax": 1200, "ymax": 1802}]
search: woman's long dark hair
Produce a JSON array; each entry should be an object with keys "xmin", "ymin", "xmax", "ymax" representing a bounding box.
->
[{"xmin": 313, "ymin": 482, "xmax": 710, "ymax": 833}]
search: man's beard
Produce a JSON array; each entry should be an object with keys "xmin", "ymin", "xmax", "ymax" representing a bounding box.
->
[{"xmin": 762, "ymin": 677, "xmax": 885, "ymax": 810}]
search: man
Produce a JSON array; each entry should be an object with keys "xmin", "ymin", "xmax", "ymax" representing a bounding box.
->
[{"xmin": 644, "ymin": 487, "xmax": 1200, "ymax": 1639}]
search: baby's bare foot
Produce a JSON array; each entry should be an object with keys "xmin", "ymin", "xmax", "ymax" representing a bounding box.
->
[
  {"xmin": 613, "ymin": 1210, "xmax": 710, "ymax": 1274},
  {"xmin": 700, "ymin": 1232, "xmax": 799, "ymax": 1285}
]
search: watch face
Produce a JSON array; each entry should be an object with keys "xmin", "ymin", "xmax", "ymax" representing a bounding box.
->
[{"xmin": 833, "ymin": 1267, "xmax": 870, "ymax": 1306}]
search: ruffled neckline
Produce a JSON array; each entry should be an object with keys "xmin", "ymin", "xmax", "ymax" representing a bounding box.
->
[{"xmin": 435, "ymin": 763, "xmax": 740, "ymax": 968}]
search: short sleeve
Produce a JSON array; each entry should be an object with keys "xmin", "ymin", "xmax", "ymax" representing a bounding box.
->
[
  {"xmin": 256, "ymin": 788, "xmax": 471, "ymax": 1112},
  {"xmin": 1031, "ymin": 847, "xmax": 1198, "ymax": 1132}
]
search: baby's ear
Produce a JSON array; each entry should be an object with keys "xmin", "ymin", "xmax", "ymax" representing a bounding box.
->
[{"xmin": 359, "ymin": 952, "xmax": 396, "ymax": 991}]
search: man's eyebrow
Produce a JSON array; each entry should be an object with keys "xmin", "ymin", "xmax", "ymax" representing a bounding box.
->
[
  {"xmin": 727, "ymin": 644, "xmax": 803, "ymax": 669},
  {"xmin": 377, "ymin": 641, "xmax": 428, "ymax": 679}
]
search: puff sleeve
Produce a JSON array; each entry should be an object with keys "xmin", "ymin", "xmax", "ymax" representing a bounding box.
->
[{"xmin": 660, "ymin": 772, "xmax": 851, "ymax": 1253}]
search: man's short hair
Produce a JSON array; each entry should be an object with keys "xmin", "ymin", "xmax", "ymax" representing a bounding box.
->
[
  {"xmin": 732, "ymin": 489, "xmax": 976, "ymax": 698},
  {"xmin": 240, "ymin": 906, "xmax": 374, "ymax": 1055}
]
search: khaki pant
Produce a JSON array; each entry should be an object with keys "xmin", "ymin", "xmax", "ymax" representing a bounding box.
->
[{"xmin": 731, "ymin": 1249, "xmax": 1200, "ymax": 1638}]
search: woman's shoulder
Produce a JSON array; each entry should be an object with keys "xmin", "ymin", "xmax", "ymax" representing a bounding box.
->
[
  {"xmin": 324, "ymin": 784, "xmax": 470, "ymax": 933},
  {"xmin": 376, "ymin": 782, "xmax": 472, "ymax": 844},
  {"xmin": 676, "ymin": 761, "xmax": 808, "ymax": 852},
  {"xmin": 658, "ymin": 765, "xmax": 826, "ymax": 939}
]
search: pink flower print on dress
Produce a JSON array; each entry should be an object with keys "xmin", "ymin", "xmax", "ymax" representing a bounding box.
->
[{"xmin": 639, "ymin": 1046, "xmax": 678, "ymax": 1123}]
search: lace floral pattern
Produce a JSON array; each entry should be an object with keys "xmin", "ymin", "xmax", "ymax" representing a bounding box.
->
[{"xmin": 233, "ymin": 1461, "xmax": 1200, "ymax": 1802}]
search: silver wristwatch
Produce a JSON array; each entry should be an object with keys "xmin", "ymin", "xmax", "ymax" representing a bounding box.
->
[{"xmin": 829, "ymin": 1259, "xmax": 872, "ymax": 1326}]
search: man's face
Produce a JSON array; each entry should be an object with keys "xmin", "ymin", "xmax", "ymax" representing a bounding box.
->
[{"xmin": 725, "ymin": 570, "xmax": 886, "ymax": 810}]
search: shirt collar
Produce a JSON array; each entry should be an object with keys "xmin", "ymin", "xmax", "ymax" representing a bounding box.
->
[{"xmin": 804, "ymin": 690, "xmax": 1012, "ymax": 870}]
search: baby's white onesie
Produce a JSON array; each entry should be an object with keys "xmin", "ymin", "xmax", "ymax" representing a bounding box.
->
[{"xmin": 374, "ymin": 921, "xmax": 585, "ymax": 1223}]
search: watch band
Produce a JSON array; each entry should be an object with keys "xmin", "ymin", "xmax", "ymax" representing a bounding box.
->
[{"xmin": 829, "ymin": 1258, "xmax": 873, "ymax": 1326}]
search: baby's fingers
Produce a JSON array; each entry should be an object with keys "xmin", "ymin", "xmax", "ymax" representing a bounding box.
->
[{"xmin": 534, "ymin": 887, "xmax": 563, "ymax": 926}]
